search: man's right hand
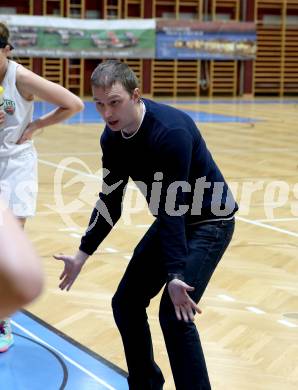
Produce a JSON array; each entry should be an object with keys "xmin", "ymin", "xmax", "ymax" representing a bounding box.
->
[{"xmin": 53, "ymin": 250, "xmax": 89, "ymax": 291}]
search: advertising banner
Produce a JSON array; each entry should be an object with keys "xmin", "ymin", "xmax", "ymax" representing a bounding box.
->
[
  {"xmin": 0, "ymin": 15, "xmax": 156, "ymax": 58},
  {"xmin": 156, "ymin": 20, "xmax": 256, "ymax": 60}
]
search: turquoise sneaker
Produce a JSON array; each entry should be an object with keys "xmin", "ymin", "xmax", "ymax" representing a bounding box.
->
[{"xmin": 0, "ymin": 319, "xmax": 14, "ymax": 352}]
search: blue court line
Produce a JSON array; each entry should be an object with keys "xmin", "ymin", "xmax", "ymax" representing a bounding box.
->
[
  {"xmin": 179, "ymin": 109, "xmax": 258, "ymax": 123},
  {"xmin": 0, "ymin": 311, "xmax": 128, "ymax": 390},
  {"xmin": 33, "ymin": 101, "xmax": 260, "ymax": 124},
  {"xmin": 160, "ymin": 99, "xmax": 298, "ymax": 105}
]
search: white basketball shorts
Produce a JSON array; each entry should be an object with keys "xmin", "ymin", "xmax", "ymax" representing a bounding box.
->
[{"xmin": 0, "ymin": 148, "xmax": 38, "ymax": 218}]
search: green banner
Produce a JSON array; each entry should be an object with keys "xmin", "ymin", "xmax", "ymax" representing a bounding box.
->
[{"xmin": 0, "ymin": 15, "xmax": 155, "ymax": 58}]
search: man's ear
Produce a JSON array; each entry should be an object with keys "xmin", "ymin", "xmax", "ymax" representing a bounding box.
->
[{"xmin": 132, "ymin": 88, "xmax": 141, "ymax": 103}]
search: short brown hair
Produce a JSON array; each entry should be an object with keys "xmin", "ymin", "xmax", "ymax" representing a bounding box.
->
[{"xmin": 91, "ymin": 60, "xmax": 139, "ymax": 96}]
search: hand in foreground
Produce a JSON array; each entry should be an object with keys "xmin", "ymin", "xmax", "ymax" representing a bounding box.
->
[
  {"xmin": 53, "ymin": 251, "xmax": 88, "ymax": 291},
  {"xmin": 168, "ymin": 279, "xmax": 202, "ymax": 322}
]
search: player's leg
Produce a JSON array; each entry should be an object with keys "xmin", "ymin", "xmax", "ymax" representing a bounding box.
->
[
  {"xmin": 159, "ymin": 219, "xmax": 235, "ymax": 390},
  {"xmin": 112, "ymin": 220, "xmax": 166, "ymax": 390}
]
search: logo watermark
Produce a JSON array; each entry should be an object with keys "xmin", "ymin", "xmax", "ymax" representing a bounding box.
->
[
  {"xmin": 1, "ymin": 157, "xmax": 297, "ymax": 230},
  {"xmin": 45, "ymin": 157, "xmax": 298, "ymax": 232}
]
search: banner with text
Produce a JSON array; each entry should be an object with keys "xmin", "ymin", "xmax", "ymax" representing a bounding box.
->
[
  {"xmin": 0, "ymin": 15, "xmax": 155, "ymax": 58},
  {"xmin": 156, "ymin": 20, "xmax": 256, "ymax": 60}
]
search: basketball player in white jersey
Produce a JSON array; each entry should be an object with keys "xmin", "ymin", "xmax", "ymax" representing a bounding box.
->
[
  {"xmin": 0, "ymin": 197, "xmax": 43, "ymax": 319},
  {"xmin": 0, "ymin": 22, "xmax": 84, "ymax": 352}
]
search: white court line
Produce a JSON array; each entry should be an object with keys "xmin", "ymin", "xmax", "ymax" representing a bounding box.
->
[
  {"xmin": 236, "ymin": 216, "xmax": 298, "ymax": 238},
  {"xmin": 104, "ymin": 247, "xmax": 118, "ymax": 253},
  {"xmin": 246, "ymin": 306, "xmax": 266, "ymax": 315},
  {"xmin": 37, "ymin": 210, "xmax": 93, "ymax": 216},
  {"xmin": 38, "ymin": 158, "xmax": 137, "ymax": 190},
  {"xmin": 39, "ymin": 158, "xmax": 298, "ymax": 239},
  {"xmin": 11, "ymin": 320, "xmax": 117, "ymax": 390},
  {"xmin": 38, "ymin": 159, "xmax": 98, "ymax": 179},
  {"xmin": 39, "ymin": 152, "xmax": 98, "ymax": 156},
  {"xmin": 277, "ymin": 319, "xmax": 298, "ymax": 328},
  {"xmin": 217, "ymin": 294, "xmax": 236, "ymax": 302},
  {"xmin": 70, "ymin": 233, "xmax": 81, "ymax": 238},
  {"xmin": 59, "ymin": 227, "xmax": 79, "ymax": 232},
  {"xmin": 255, "ymin": 217, "xmax": 298, "ymax": 222}
]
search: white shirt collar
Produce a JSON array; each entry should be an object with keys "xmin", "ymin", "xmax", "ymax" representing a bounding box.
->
[{"xmin": 121, "ymin": 100, "xmax": 146, "ymax": 140}]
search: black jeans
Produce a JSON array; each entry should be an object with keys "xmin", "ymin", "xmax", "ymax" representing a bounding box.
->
[{"xmin": 112, "ymin": 218, "xmax": 235, "ymax": 390}]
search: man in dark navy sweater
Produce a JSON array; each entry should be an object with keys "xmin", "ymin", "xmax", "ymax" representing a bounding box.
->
[{"xmin": 55, "ymin": 60, "xmax": 238, "ymax": 390}]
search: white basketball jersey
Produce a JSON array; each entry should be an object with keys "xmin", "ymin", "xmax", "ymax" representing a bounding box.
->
[{"xmin": 0, "ymin": 60, "xmax": 34, "ymax": 157}]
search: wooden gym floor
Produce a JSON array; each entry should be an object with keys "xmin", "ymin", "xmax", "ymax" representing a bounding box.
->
[{"xmin": 23, "ymin": 98, "xmax": 298, "ymax": 389}]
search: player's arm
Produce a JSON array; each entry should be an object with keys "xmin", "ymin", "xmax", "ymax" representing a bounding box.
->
[
  {"xmin": 55, "ymin": 133, "xmax": 129, "ymax": 290},
  {"xmin": 156, "ymin": 129, "xmax": 202, "ymax": 321},
  {"xmin": 0, "ymin": 200, "xmax": 43, "ymax": 317},
  {"xmin": 156, "ymin": 128, "xmax": 193, "ymax": 279},
  {"xmin": 54, "ymin": 170, "xmax": 128, "ymax": 291},
  {"xmin": 15, "ymin": 65, "xmax": 84, "ymax": 142}
]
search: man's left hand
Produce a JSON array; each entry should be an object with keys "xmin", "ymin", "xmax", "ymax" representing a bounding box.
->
[{"xmin": 168, "ymin": 279, "xmax": 202, "ymax": 322}]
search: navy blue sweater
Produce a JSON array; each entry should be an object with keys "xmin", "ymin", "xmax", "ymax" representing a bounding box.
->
[{"xmin": 80, "ymin": 99, "xmax": 238, "ymax": 275}]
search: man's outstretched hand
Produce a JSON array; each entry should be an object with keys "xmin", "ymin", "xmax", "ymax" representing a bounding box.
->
[{"xmin": 53, "ymin": 250, "xmax": 89, "ymax": 291}]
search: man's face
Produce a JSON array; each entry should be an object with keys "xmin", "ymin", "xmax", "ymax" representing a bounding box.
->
[{"xmin": 92, "ymin": 81, "xmax": 140, "ymax": 132}]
